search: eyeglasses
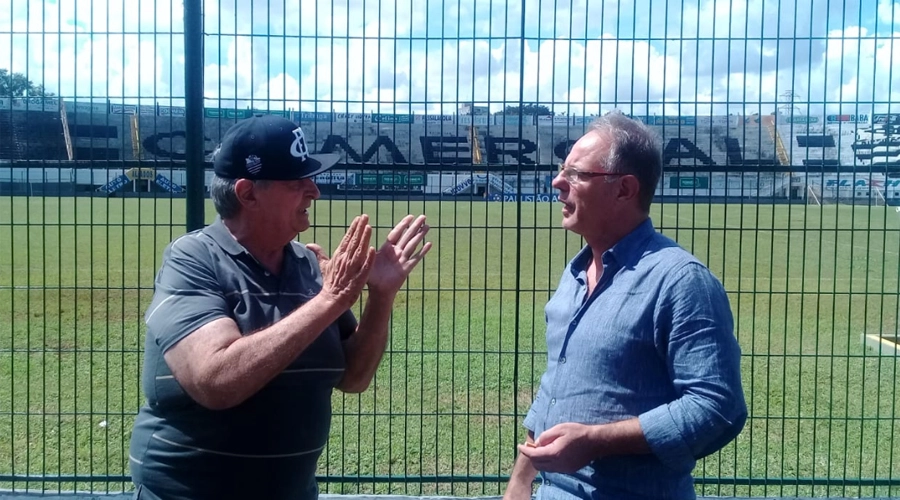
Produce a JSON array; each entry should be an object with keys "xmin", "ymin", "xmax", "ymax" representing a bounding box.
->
[{"xmin": 557, "ymin": 164, "xmax": 622, "ymax": 184}]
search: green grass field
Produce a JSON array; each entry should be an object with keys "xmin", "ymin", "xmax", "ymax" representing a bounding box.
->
[{"xmin": 1, "ymin": 195, "xmax": 899, "ymax": 498}]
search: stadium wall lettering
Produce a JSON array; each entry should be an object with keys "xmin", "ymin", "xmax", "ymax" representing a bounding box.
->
[
  {"xmin": 140, "ymin": 130, "xmax": 768, "ymax": 169},
  {"xmin": 142, "ymin": 131, "xmax": 217, "ymax": 160},
  {"xmin": 8, "ymin": 107, "xmax": 897, "ymax": 170}
]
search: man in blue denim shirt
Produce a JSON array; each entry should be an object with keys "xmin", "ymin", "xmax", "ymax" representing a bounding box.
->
[{"xmin": 505, "ymin": 111, "xmax": 747, "ymax": 500}]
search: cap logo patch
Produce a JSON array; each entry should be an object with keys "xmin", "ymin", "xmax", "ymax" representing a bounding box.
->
[
  {"xmin": 246, "ymin": 154, "xmax": 262, "ymax": 175},
  {"xmin": 290, "ymin": 127, "xmax": 309, "ymax": 161}
]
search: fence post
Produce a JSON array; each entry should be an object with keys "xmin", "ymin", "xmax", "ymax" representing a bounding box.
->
[{"xmin": 184, "ymin": 0, "xmax": 206, "ymax": 232}]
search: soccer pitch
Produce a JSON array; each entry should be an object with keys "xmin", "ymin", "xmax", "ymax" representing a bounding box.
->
[{"xmin": 1, "ymin": 196, "xmax": 899, "ymax": 498}]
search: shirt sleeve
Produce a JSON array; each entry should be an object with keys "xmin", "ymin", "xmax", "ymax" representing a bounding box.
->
[
  {"xmin": 638, "ymin": 262, "xmax": 748, "ymax": 471},
  {"xmin": 522, "ymin": 394, "xmax": 542, "ymax": 433},
  {"xmin": 523, "ymin": 314, "xmax": 550, "ymax": 433},
  {"xmin": 144, "ymin": 235, "xmax": 232, "ymax": 353}
]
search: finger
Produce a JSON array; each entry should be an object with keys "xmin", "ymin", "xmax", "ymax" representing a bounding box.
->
[
  {"xmin": 346, "ymin": 216, "xmax": 367, "ymax": 258},
  {"xmin": 395, "ymin": 215, "xmax": 422, "ymax": 247},
  {"xmin": 517, "ymin": 444, "xmax": 535, "ymax": 457},
  {"xmin": 352, "ymin": 224, "xmax": 373, "ymax": 265},
  {"xmin": 534, "ymin": 429, "xmax": 563, "ymax": 447},
  {"xmin": 386, "ymin": 214, "xmax": 415, "ymax": 245},
  {"xmin": 306, "ymin": 243, "xmax": 328, "ymax": 264},
  {"xmin": 362, "ymin": 223, "xmax": 373, "ymax": 248},
  {"xmin": 353, "ymin": 247, "xmax": 376, "ymax": 293},
  {"xmin": 414, "ymin": 241, "xmax": 434, "ymax": 261},
  {"xmin": 400, "ymin": 224, "xmax": 430, "ymax": 259},
  {"xmin": 363, "ymin": 246, "xmax": 376, "ymax": 274},
  {"xmin": 396, "ymin": 215, "xmax": 427, "ymax": 248},
  {"xmin": 336, "ymin": 216, "xmax": 361, "ymax": 257},
  {"xmin": 524, "ymin": 440, "xmax": 562, "ymax": 461},
  {"xmin": 517, "ymin": 443, "xmax": 552, "ymax": 460},
  {"xmin": 402, "ymin": 241, "xmax": 433, "ymax": 272}
]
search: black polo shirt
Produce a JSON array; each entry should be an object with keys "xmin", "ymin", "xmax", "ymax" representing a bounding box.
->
[{"xmin": 128, "ymin": 216, "xmax": 357, "ymax": 500}]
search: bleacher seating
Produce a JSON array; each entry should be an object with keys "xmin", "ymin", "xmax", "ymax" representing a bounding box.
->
[
  {"xmin": 0, "ymin": 109, "xmax": 861, "ymax": 173},
  {"xmin": 774, "ymin": 113, "xmax": 899, "ymax": 170},
  {"xmin": 0, "ymin": 110, "xmax": 68, "ymax": 161}
]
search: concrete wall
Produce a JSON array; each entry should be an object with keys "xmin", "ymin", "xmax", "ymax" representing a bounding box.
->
[{"xmin": 2, "ymin": 110, "xmax": 782, "ymax": 170}]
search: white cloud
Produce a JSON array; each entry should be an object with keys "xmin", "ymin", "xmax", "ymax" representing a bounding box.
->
[
  {"xmin": 253, "ymin": 73, "xmax": 301, "ymax": 109},
  {"xmin": 203, "ymin": 35, "xmax": 255, "ymax": 104},
  {"xmin": 879, "ymin": 0, "xmax": 900, "ymax": 25},
  {"xmin": 84, "ymin": 37, "xmax": 167, "ymax": 103},
  {"xmin": 1, "ymin": 0, "xmax": 893, "ymax": 120},
  {"xmin": 813, "ymin": 27, "xmax": 900, "ymax": 115},
  {"xmin": 1, "ymin": 0, "xmax": 178, "ymax": 104}
]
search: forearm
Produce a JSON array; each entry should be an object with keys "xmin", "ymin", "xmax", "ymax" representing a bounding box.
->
[
  {"xmin": 190, "ymin": 294, "xmax": 347, "ymax": 409},
  {"xmin": 588, "ymin": 418, "xmax": 652, "ymax": 457},
  {"xmin": 338, "ymin": 291, "xmax": 396, "ymax": 393},
  {"xmin": 505, "ymin": 432, "xmax": 538, "ymax": 499}
]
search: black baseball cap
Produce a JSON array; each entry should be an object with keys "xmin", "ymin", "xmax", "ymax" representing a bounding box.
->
[{"xmin": 212, "ymin": 114, "xmax": 340, "ymax": 180}]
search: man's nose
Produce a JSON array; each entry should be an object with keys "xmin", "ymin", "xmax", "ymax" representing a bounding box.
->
[{"xmin": 551, "ymin": 172, "xmax": 567, "ymax": 190}]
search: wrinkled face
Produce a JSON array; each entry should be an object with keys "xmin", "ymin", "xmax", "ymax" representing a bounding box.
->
[
  {"xmin": 551, "ymin": 131, "xmax": 623, "ymax": 239},
  {"xmin": 251, "ymin": 178, "xmax": 321, "ymax": 236}
]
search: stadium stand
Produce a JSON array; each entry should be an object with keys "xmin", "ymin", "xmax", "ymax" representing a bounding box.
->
[
  {"xmin": 0, "ymin": 110, "xmax": 68, "ymax": 161},
  {"xmin": 0, "ymin": 99, "xmax": 897, "ymax": 203},
  {"xmin": 1, "ymin": 113, "xmax": 781, "ymax": 169}
]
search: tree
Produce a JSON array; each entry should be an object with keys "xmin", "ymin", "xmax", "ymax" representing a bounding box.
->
[
  {"xmin": 0, "ymin": 69, "xmax": 55, "ymax": 97},
  {"xmin": 493, "ymin": 103, "xmax": 553, "ymax": 116}
]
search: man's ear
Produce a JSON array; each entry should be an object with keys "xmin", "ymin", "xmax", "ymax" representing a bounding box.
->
[
  {"xmin": 616, "ymin": 175, "xmax": 642, "ymax": 203},
  {"xmin": 233, "ymin": 179, "xmax": 261, "ymax": 209}
]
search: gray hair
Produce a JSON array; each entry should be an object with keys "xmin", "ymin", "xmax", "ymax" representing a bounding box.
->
[
  {"xmin": 210, "ymin": 176, "xmax": 242, "ymax": 219},
  {"xmin": 588, "ymin": 110, "xmax": 663, "ymax": 212},
  {"xmin": 209, "ymin": 175, "xmax": 269, "ymax": 219}
]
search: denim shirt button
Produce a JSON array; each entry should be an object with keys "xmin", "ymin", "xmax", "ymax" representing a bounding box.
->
[
  {"xmin": 559, "ymin": 357, "xmax": 566, "ymax": 364},
  {"xmin": 550, "ymin": 398, "xmax": 556, "ymax": 405}
]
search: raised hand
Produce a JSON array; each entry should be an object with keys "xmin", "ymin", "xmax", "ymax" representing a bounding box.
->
[
  {"xmin": 367, "ymin": 214, "xmax": 433, "ymax": 297},
  {"xmin": 307, "ymin": 215, "xmax": 376, "ymax": 309}
]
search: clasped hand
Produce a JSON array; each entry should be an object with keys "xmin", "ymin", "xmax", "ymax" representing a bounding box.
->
[
  {"xmin": 307, "ymin": 214, "xmax": 432, "ymax": 307},
  {"xmin": 516, "ymin": 423, "xmax": 601, "ymax": 474}
]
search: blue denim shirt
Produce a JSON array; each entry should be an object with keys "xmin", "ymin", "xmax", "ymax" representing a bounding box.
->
[{"xmin": 523, "ymin": 218, "xmax": 747, "ymax": 500}]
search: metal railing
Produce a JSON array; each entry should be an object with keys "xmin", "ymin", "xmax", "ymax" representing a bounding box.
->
[{"xmin": 1, "ymin": 0, "xmax": 898, "ymax": 498}]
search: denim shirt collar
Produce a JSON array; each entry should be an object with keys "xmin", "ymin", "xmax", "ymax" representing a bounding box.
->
[{"xmin": 568, "ymin": 217, "xmax": 656, "ymax": 277}]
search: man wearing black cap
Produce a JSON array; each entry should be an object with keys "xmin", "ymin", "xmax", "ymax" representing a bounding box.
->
[{"xmin": 128, "ymin": 114, "xmax": 432, "ymax": 500}]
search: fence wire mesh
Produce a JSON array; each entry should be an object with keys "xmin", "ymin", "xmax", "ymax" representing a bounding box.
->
[{"xmin": 1, "ymin": 0, "xmax": 899, "ymax": 498}]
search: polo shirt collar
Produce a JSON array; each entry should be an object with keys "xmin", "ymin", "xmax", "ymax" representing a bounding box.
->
[
  {"xmin": 286, "ymin": 240, "xmax": 312, "ymax": 261},
  {"xmin": 204, "ymin": 216, "xmax": 246, "ymax": 256},
  {"xmin": 205, "ymin": 216, "xmax": 309, "ymax": 263}
]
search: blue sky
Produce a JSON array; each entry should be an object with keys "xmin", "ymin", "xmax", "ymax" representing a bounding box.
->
[{"xmin": 1, "ymin": 0, "xmax": 898, "ymax": 117}]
